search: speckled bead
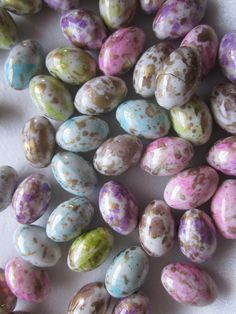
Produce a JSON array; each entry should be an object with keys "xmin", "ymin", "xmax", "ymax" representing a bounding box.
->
[
  {"xmin": 219, "ymin": 31, "xmax": 236, "ymax": 84},
  {"xmin": 0, "ymin": 8, "xmax": 18, "ymax": 49},
  {"xmin": 0, "ymin": 268, "xmax": 17, "ymax": 313},
  {"xmin": 0, "ymin": 0, "xmax": 42, "ymax": 15},
  {"xmin": 44, "ymin": 0, "xmax": 79, "ymax": 12},
  {"xmin": 140, "ymin": 0, "xmax": 165, "ymax": 14},
  {"xmin": 113, "ymin": 292, "xmax": 151, "ymax": 314},
  {"xmin": 0, "ymin": 165, "xmax": 18, "ymax": 212}
]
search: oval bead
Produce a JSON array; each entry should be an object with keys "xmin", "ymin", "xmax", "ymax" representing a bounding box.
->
[
  {"xmin": 105, "ymin": 246, "xmax": 149, "ymax": 298},
  {"xmin": 75, "ymin": 76, "xmax": 127, "ymax": 115},
  {"xmin": 0, "ymin": 0, "xmax": 42, "ymax": 15},
  {"xmin": 51, "ymin": 152, "xmax": 98, "ymax": 196},
  {"xmin": 0, "ymin": 268, "xmax": 17, "ymax": 313},
  {"xmin": 46, "ymin": 47, "xmax": 97, "ymax": 85},
  {"xmin": 22, "ymin": 116, "xmax": 55, "ymax": 168},
  {"xmin": 133, "ymin": 42, "xmax": 173, "ymax": 97},
  {"xmin": 113, "ymin": 292, "xmax": 150, "ymax": 314},
  {"xmin": 29, "ymin": 75, "xmax": 74, "ymax": 121},
  {"xmin": 99, "ymin": 27, "xmax": 145, "ymax": 76},
  {"xmin": 68, "ymin": 282, "xmax": 110, "ymax": 314},
  {"xmin": 44, "ymin": 0, "xmax": 79, "ymax": 11},
  {"xmin": 155, "ymin": 47, "xmax": 201, "ymax": 109},
  {"xmin": 0, "ymin": 8, "xmax": 18, "ymax": 49},
  {"xmin": 99, "ymin": 181, "xmax": 138, "ymax": 235},
  {"xmin": 67, "ymin": 227, "xmax": 114, "ymax": 272},
  {"xmin": 140, "ymin": 0, "xmax": 165, "ymax": 14},
  {"xmin": 207, "ymin": 136, "xmax": 236, "ymax": 176},
  {"xmin": 94, "ymin": 134, "xmax": 143, "ymax": 176},
  {"xmin": 46, "ymin": 197, "xmax": 94, "ymax": 242},
  {"xmin": 14, "ymin": 225, "xmax": 62, "ymax": 267},
  {"xmin": 139, "ymin": 200, "xmax": 175, "ymax": 257},
  {"xmin": 5, "ymin": 257, "xmax": 51, "ymax": 303},
  {"xmin": 99, "ymin": 0, "xmax": 136, "ymax": 29},
  {"xmin": 178, "ymin": 209, "xmax": 217, "ymax": 263},
  {"xmin": 60, "ymin": 9, "xmax": 107, "ymax": 50},
  {"xmin": 161, "ymin": 263, "xmax": 217, "ymax": 306},
  {"xmin": 56, "ymin": 116, "xmax": 109, "ymax": 153},
  {"xmin": 116, "ymin": 100, "xmax": 170, "ymax": 139},
  {"xmin": 164, "ymin": 166, "xmax": 219, "ymax": 210},
  {"xmin": 0, "ymin": 165, "xmax": 18, "ymax": 212},
  {"xmin": 219, "ymin": 31, "xmax": 236, "ymax": 84},
  {"xmin": 141, "ymin": 137, "xmax": 194, "ymax": 176}
]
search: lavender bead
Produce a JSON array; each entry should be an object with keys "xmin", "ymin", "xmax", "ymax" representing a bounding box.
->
[
  {"xmin": 44, "ymin": 0, "xmax": 79, "ymax": 12},
  {"xmin": 219, "ymin": 32, "xmax": 236, "ymax": 84}
]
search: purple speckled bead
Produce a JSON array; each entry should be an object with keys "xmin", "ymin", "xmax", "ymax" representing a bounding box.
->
[
  {"xmin": 219, "ymin": 31, "xmax": 236, "ymax": 84},
  {"xmin": 113, "ymin": 292, "xmax": 151, "ymax": 314},
  {"xmin": 44, "ymin": 0, "xmax": 79, "ymax": 12}
]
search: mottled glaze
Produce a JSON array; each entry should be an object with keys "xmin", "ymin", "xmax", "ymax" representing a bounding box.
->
[
  {"xmin": 170, "ymin": 96, "xmax": 212, "ymax": 145},
  {"xmin": 14, "ymin": 225, "xmax": 62, "ymax": 267},
  {"xmin": 161, "ymin": 263, "xmax": 217, "ymax": 306},
  {"xmin": 140, "ymin": 0, "xmax": 165, "ymax": 14},
  {"xmin": 207, "ymin": 136, "xmax": 236, "ymax": 176},
  {"xmin": 0, "ymin": 8, "xmax": 18, "ymax": 49},
  {"xmin": 75, "ymin": 76, "xmax": 127, "ymax": 115},
  {"xmin": 99, "ymin": 27, "xmax": 145, "ymax": 76},
  {"xmin": 113, "ymin": 292, "xmax": 151, "ymax": 314},
  {"xmin": 94, "ymin": 134, "xmax": 143, "ymax": 176},
  {"xmin": 211, "ymin": 180, "xmax": 236, "ymax": 239},
  {"xmin": 46, "ymin": 197, "xmax": 94, "ymax": 242},
  {"xmin": 60, "ymin": 9, "xmax": 107, "ymax": 50},
  {"xmin": 12, "ymin": 174, "xmax": 51, "ymax": 224},
  {"xmin": 210, "ymin": 83, "xmax": 236, "ymax": 134},
  {"xmin": 181, "ymin": 24, "xmax": 218, "ymax": 78},
  {"xmin": 67, "ymin": 227, "xmax": 114, "ymax": 272},
  {"xmin": 105, "ymin": 246, "xmax": 149, "ymax": 298},
  {"xmin": 219, "ymin": 32, "xmax": 236, "ymax": 84},
  {"xmin": 133, "ymin": 42, "xmax": 173, "ymax": 97},
  {"xmin": 0, "ymin": 0, "xmax": 42, "ymax": 15},
  {"xmin": 99, "ymin": 181, "xmax": 138, "ymax": 235},
  {"xmin": 0, "ymin": 165, "xmax": 18, "ymax": 212},
  {"xmin": 141, "ymin": 137, "xmax": 194, "ymax": 176},
  {"xmin": 44, "ymin": 0, "xmax": 79, "ymax": 11},
  {"xmin": 68, "ymin": 282, "xmax": 110, "ymax": 314},
  {"xmin": 99, "ymin": 0, "xmax": 136, "ymax": 29},
  {"xmin": 29, "ymin": 75, "xmax": 74, "ymax": 121},
  {"xmin": 46, "ymin": 47, "xmax": 96, "ymax": 85},
  {"xmin": 51, "ymin": 152, "xmax": 97, "ymax": 196},
  {"xmin": 116, "ymin": 100, "xmax": 170, "ymax": 139},
  {"xmin": 5, "ymin": 257, "xmax": 51, "ymax": 303},
  {"xmin": 56, "ymin": 116, "xmax": 109, "ymax": 153},
  {"xmin": 155, "ymin": 47, "xmax": 201, "ymax": 109},
  {"xmin": 22, "ymin": 116, "xmax": 55, "ymax": 168},
  {"xmin": 0, "ymin": 268, "xmax": 17, "ymax": 313},
  {"xmin": 164, "ymin": 166, "xmax": 219, "ymax": 210},
  {"xmin": 153, "ymin": 0, "xmax": 207, "ymax": 39},
  {"xmin": 178, "ymin": 209, "xmax": 217, "ymax": 263},
  {"xmin": 139, "ymin": 200, "xmax": 175, "ymax": 257}
]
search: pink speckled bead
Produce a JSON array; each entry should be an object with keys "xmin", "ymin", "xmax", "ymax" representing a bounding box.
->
[
  {"xmin": 161, "ymin": 263, "xmax": 217, "ymax": 306},
  {"xmin": 0, "ymin": 268, "xmax": 17, "ymax": 313},
  {"xmin": 211, "ymin": 180, "xmax": 236, "ymax": 239}
]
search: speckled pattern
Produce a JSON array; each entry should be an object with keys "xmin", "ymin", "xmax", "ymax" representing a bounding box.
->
[
  {"xmin": 210, "ymin": 83, "xmax": 236, "ymax": 134},
  {"xmin": 68, "ymin": 282, "xmax": 110, "ymax": 314},
  {"xmin": 0, "ymin": 165, "xmax": 18, "ymax": 212},
  {"xmin": 207, "ymin": 136, "xmax": 236, "ymax": 176},
  {"xmin": 56, "ymin": 116, "xmax": 109, "ymax": 153},
  {"xmin": 75, "ymin": 75, "xmax": 127, "ymax": 115},
  {"xmin": 219, "ymin": 31, "xmax": 236, "ymax": 84},
  {"xmin": 105, "ymin": 246, "xmax": 149, "ymax": 298},
  {"xmin": 44, "ymin": 0, "xmax": 79, "ymax": 11},
  {"xmin": 94, "ymin": 134, "xmax": 143, "ymax": 176},
  {"xmin": 211, "ymin": 180, "xmax": 236, "ymax": 239},
  {"xmin": 46, "ymin": 46, "xmax": 97, "ymax": 85},
  {"xmin": 178, "ymin": 209, "xmax": 217, "ymax": 263},
  {"xmin": 170, "ymin": 96, "xmax": 213, "ymax": 145},
  {"xmin": 140, "ymin": 0, "xmax": 165, "ymax": 14},
  {"xmin": 116, "ymin": 99, "xmax": 170, "ymax": 139},
  {"xmin": 99, "ymin": 27, "xmax": 145, "ymax": 76},
  {"xmin": 0, "ymin": 268, "xmax": 17, "ymax": 313},
  {"xmin": 51, "ymin": 151, "xmax": 98, "ymax": 196},
  {"xmin": 22, "ymin": 116, "xmax": 55, "ymax": 168},
  {"xmin": 155, "ymin": 47, "xmax": 201, "ymax": 109},
  {"xmin": 46, "ymin": 197, "xmax": 94, "ymax": 242},
  {"xmin": 139, "ymin": 200, "xmax": 175, "ymax": 257},
  {"xmin": 141, "ymin": 137, "xmax": 194, "ymax": 176},
  {"xmin": 164, "ymin": 166, "xmax": 219, "ymax": 210},
  {"xmin": 99, "ymin": 0, "xmax": 136, "ymax": 29},
  {"xmin": 0, "ymin": 0, "xmax": 41, "ymax": 15},
  {"xmin": 181, "ymin": 24, "xmax": 218, "ymax": 78},
  {"xmin": 161, "ymin": 263, "xmax": 217, "ymax": 306},
  {"xmin": 67, "ymin": 227, "xmax": 114, "ymax": 272},
  {"xmin": 29, "ymin": 75, "xmax": 74, "ymax": 121},
  {"xmin": 99, "ymin": 181, "xmax": 138, "ymax": 235},
  {"xmin": 0, "ymin": 8, "xmax": 18, "ymax": 49},
  {"xmin": 113, "ymin": 292, "xmax": 151, "ymax": 314},
  {"xmin": 133, "ymin": 42, "xmax": 173, "ymax": 97},
  {"xmin": 60, "ymin": 9, "xmax": 107, "ymax": 50},
  {"xmin": 153, "ymin": 0, "xmax": 207, "ymax": 39},
  {"xmin": 12, "ymin": 174, "xmax": 51, "ymax": 224},
  {"xmin": 5, "ymin": 257, "xmax": 51, "ymax": 303}
]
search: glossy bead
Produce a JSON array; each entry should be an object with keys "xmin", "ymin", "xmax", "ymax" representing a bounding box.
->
[
  {"xmin": 44, "ymin": 0, "xmax": 79, "ymax": 12},
  {"xmin": 0, "ymin": 268, "xmax": 17, "ymax": 313},
  {"xmin": 219, "ymin": 31, "xmax": 236, "ymax": 84},
  {"xmin": 0, "ymin": 8, "xmax": 18, "ymax": 49},
  {"xmin": 0, "ymin": 165, "xmax": 18, "ymax": 212},
  {"xmin": 140, "ymin": 0, "xmax": 165, "ymax": 14},
  {"xmin": 113, "ymin": 292, "xmax": 151, "ymax": 314},
  {"xmin": 0, "ymin": 0, "xmax": 42, "ymax": 15}
]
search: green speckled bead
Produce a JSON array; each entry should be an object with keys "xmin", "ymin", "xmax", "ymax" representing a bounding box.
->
[
  {"xmin": 67, "ymin": 227, "xmax": 114, "ymax": 272},
  {"xmin": 0, "ymin": 0, "xmax": 42, "ymax": 15},
  {"xmin": 0, "ymin": 8, "xmax": 18, "ymax": 49},
  {"xmin": 29, "ymin": 75, "xmax": 74, "ymax": 121}
]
